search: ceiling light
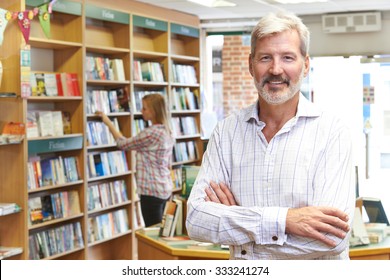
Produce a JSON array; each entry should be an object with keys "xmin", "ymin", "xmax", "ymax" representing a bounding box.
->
[
  {"xmin": 187, "ymin": 0, "xmax": 237, "ymax": 7},
  {"xmin": 273, "ymin": 0, "xmax": 328, "ymax": 4}
]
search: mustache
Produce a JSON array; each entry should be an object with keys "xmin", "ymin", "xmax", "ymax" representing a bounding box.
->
[{"xmin": 261, "ymin": 76, "xmax": 290, "ymax": 86}]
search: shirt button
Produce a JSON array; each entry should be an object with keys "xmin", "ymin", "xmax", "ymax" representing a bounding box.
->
[
  {"xmin": 272, "ymin": 236, "xmax": 278, "ymax": 241},
  {"xmin": 241, "ymin": 250, "xmax": 247, "ymax": 255}
]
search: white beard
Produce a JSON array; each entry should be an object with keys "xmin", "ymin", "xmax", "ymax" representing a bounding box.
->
[{"xmin": 254, "ymin": 66, "xmax": 306, "ymax": 105}]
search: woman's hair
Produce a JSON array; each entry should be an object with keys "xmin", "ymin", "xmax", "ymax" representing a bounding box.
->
[
  {"xmin": 250, "ymin": 11, "xmax": 310, "ymax": 58},
  {"xmin": 142, "ymin": 93, "xmax": 172, "ymax": 134}
]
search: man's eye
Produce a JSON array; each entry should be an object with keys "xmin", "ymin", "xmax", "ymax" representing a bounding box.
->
[
  {"xmin": 259, "ymin": 56, "xmax": 271, "ymax": 61},
  {"xmin": 284, "ymin": 56, "xmax": 295, "ymax": 61}
]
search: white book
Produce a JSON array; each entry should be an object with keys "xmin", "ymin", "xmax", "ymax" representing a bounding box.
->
[
  {"xmin": 37, "ymin": 111, "xmax": 54, "ymax": 137},
  {"xmin": 51, "ymin": 111, "xmax": 64, "ymax": 136},
  {"xmin": 44, "ymin": 73, "xmax": 58, "ymax": 96},
  {"xmin": 172, "ymin": 197, "xmax": 183, "ymax": 236},
  {"xmin": 26, "ymin": 111, "xmax": 39, "ymax": 138},
  {"xmin": 111, "ymin": 59, "xmax": 125, "ymax": 81}
]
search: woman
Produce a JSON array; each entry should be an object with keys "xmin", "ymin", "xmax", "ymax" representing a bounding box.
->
[{"xmin": 96, "ymin": 93, "xmax": 175, "ymax": 227}]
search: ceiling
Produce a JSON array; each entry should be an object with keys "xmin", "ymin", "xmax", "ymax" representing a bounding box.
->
[{"xmin": 135, "ymin": 0, "xmax": 390, "ymax": 25}]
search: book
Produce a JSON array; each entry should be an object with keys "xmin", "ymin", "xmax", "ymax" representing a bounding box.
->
[
  {"xmin": 30, "ymin": 72, "xmax": 46, "ymax": 96},
  {"xmin": 26, "ymin": 111, "xmax": 39, "ymax": 138},
  {"xmin": 181, "ymin": 165, "xmax": 201, "ymax": 199},
  {"xmin": 172, "ymin": 197, "xmax": 183, "ymax": 236},
  {"xmin": 186, "ymin": 242, "xmax": 215, "ymax": 250},
  {"xmin": 37, "ymin": 111, "xmax": 54, "ymax": 137},
  {"xmin": 159, "ymin": 200, "xmax": 179, "ymax": 237},
  {"xmin": 111, "ymin": 59, "xmax": 125, "ymax": 81},
  {"xmin": 44, "ymin": 73, "xmax": 58, "ymax": 96},
  {"xmin": 60, "ymin": 73, "xmax": 77, "ymax": 96},
  {"xmin": 51, "ymin": 111, "xmax": 64, "ymax": 136},
  {"xmin": 2, "ymin": 122, "xmax": 25, "ymax": 143},
  {"xmin": 116, "ymin": 87, "xmax": 131, "ymax": 112},
  {"xmin": 0, "ymin": 246, "xmax": 23, "ymax": 259},
  {"xmin": 28, "ymin": 197, "xmax": 43, "ymax": 224},
  {"xmin": 0, "ymin": 203, "xmax": 20, "ymax": 216},
  {"xmin": 70, "ymin": 73, "xmax": 81, "ymax": 96},
  {"xmin": 62, "ymin": 111, "xmax": 72, "ymax": 134},
  {"xmin": 158, "ymin": 235, "xmax": 198, "ymax": 245}
]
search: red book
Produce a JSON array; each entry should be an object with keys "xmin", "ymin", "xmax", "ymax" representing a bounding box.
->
[
  {"xmin": 55, "ymin": 73, "xmax": 64, "ymax": 96},
  {"xmin": 70, "ymin": 73, "xmax": 80, "ymax": 96},
  {"xmin": 60, "ymin": 73, "xmax": 75, "ymax": 96}
]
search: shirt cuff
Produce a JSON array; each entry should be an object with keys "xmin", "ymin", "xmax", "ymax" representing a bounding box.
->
[{"xmin": 260, "ymin": 207, "xmax": 288, "ymax": 246}]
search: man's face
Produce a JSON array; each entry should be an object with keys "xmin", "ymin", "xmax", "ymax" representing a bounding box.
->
[{"xmin": 249, "ymin": 30, "xmax": 309, "ymax": 105}]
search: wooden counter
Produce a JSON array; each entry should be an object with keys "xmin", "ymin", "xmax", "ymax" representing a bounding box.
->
[{"xmin": 136, "ymin": 230, "xmax": 390, "ymax": 260}]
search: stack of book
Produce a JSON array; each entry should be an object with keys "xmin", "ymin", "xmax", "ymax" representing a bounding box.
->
[
  {"xmin": 0, "ymin": 246, "xmax": 23, "ymax": 260},
  {"xmin": 0, "ymin": 203, "xmax": 21, "ymax": 216}
]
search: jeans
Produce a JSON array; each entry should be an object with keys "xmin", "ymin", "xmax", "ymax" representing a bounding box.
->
[{"xmin": 140, "ymin": 195, "xmax": 168, "ymax": 227}]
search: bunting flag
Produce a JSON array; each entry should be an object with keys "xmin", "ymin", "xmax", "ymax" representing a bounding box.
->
[
  {"xmin": 17, "ymin": 10, "xmax": 34, "ymax": 44},
  {"xmin": 0, "ymin": 8, "xmax": 12, "ymax": 46},
  {"xmin": 38, "ymin": 4, "xmax": 50, "ymax": 38}
]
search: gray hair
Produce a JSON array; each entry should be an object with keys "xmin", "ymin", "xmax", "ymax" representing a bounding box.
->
[{"xmin": 250, "ymin": 11, "xmax": 310, "ymax": 58}]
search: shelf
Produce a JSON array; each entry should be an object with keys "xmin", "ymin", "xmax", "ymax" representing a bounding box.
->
[
  {"xmin": 171, "ymin": 54, "xmax": 200, "ymax": 62},
  {"xmin": 86, "ymin": 80, "xmax": 130, "ymax": 86},
  {"xmin": 28, "ymin": 213, "xmax": 84, "ymax": 231},
  {"xmin": 28, "ymin": 180, "xmax": 83, "ymax": 194},
  {"xmin": 88, "ymin": 200, "xmax": 132, "ymax": 215},
  {"xmin": 133, "ymin": 50, "xmax": 169, "ymax": 59},
  {"xmin": 27, "ymin": 96, "xmax": 82, "ymax": 102},
  {"xmin": 1, "ymin": 0, "xmax": 200, "ymax": 261},
  {"xmin": 87, "ymin": 171, "xmax": 132, "ymax": 183},
  {"xmin": 29, "ymin": 38, "xmax": 82, "ymax": 50},
  {"xmin": 86, "ymin": 45, "xmax": 130, "ymax": 55},
  {"xmin": 88, "ymin": 230, "xmax": 132, "ymax": 247}
]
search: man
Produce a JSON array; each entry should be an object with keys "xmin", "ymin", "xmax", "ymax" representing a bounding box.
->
[{"xmin": 186, "ymin": 11, "xmax": 355, "ymax": 260}]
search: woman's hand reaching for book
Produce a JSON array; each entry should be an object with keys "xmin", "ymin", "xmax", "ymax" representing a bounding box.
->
[{"xmin": 95, "ymin": 111, "xmax": 111, "ymax": 126}]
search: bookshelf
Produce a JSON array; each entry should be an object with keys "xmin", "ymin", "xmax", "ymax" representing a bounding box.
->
[
  {"xmin": 85, "ymin": 3, "xmax": 133, "ymax": 260},
  {"xmin": 0, "ymin": 0, "xmax": 28, "ymax": 260},
  {"xmin": 26, "ymin": 0, "xmax": 85, "ymax": 260},
  {"xmin": 0, "ymin": 0, "xmax": 201, "ymax": 260}
]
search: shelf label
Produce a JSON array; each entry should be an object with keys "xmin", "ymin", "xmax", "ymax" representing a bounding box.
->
[
  {"xmin": 133, "ymin": 15, "xmax": 167, "ymax": 32},
  {"xmin": 26, "ymin": 0, "xmax": 82, "ymax": 16},
  {"xmin": 86, "ymin": 5, "xmax": 130, "ymax": 24},
  {"xmin": 171, "ymin": 23, "xmax": 199, "ymax": 38},
  {"xmin": 28, "ymin": 136, "xmax": 83, "ymax": 155}
]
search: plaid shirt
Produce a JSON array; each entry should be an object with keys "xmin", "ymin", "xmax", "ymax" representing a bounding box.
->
[
  {"xmin": 186, "ymin": 94, "xmax": 355, "ymax": 259},
  {"xmin": 116, "ymin": 124, "xmax": 175, "ymax": 199}
]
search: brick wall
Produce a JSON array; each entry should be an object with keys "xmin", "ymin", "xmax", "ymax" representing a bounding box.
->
[{"xmin": 222, "ymin": 35, "xmax": 258, "ymax": 117}]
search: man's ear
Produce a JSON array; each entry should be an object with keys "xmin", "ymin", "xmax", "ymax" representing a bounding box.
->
[
  {"xmin": 248, "ymin": 54, "xmax": 254, "ymax": 77},
  {"xmin": 303, "ymin": 55, "xmax": 310, "ymax": 77}
]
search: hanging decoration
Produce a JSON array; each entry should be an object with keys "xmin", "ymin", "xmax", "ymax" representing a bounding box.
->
[
  {"xmin": 0, "ymin": 0, "xmax": 57, "ymax": 45},
  {"xmin": 17, "ymin": 10, "xmax": 34, "ymax": 44},
  {"xmin": 38, "ymin": 4, "xmax": 50, "ymax": 39},
  {"xmin": 0, "ymin": 9, "xmax": 12, "ymax": 46}
]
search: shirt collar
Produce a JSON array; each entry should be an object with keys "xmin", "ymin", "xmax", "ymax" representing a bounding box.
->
[{"xmin": 244, "ymin": 92, "xmax": 321, "ymax": 123}]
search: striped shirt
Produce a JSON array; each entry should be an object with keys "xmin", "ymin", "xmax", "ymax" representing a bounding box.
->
[
  {"xmin": 116, "ymin": 124, "xmax": 175, "ymax": 200},
  {"xmin": 186, "ymin": 94, "xmax": 355, "ymax": 260}
]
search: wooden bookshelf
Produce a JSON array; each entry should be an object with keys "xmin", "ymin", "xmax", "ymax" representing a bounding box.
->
[{"xmin": 0, "ymin": 0, "xmax": 201, "ymax": 260}]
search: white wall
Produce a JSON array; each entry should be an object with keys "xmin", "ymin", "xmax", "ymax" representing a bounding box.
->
[
  {"xmin": 310, "ymin": 56, "xmax": 390, "ymax": 218},
  {"xmin": 310, "ymin": 56, "xmax": 364, "ymax": 167},
  {"xmin": 302, "ymin": 11, "xmax": 390, "ymax": 57}
]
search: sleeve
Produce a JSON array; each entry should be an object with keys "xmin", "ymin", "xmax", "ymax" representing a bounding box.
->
[
  {"xmin": 115, "ymin": 127, "xmax": 156, "ymax": 151},
  {"xmin": 186, "ymin": 118, "xmax": 355, "ymax": 259},
  {"xmin": 186, "ymin": 120, "xmax": 288, "ymax": 247},
  {"xmin": 263, "ymin": 121, "xmax": 355, "ymax": 258}
]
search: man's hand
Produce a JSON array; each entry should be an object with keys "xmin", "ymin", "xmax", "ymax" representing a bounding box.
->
[
  {"xmin": 286, "ymin": 206, "xmax": 350, "ymax": 247},
  {"xmin": 204, "ymin": 181, "xmax": 237, "ymax": 206}
]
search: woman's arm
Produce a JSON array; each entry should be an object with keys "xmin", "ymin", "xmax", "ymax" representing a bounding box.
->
[{"xmin": 95, "ymin": 111, "xmax": 123, "ymax": 140}]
